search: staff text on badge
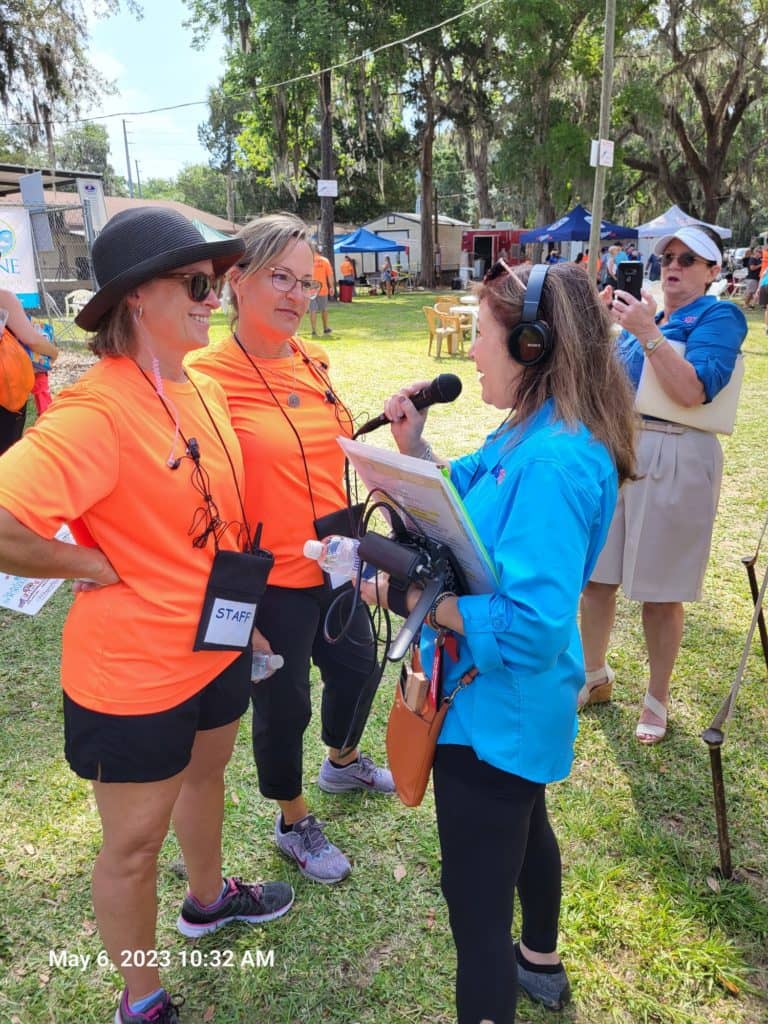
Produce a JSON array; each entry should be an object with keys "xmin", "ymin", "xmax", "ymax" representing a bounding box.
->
[{"xmin": 203, "ymin": 598, "xmax": 256, "ymax": 647}]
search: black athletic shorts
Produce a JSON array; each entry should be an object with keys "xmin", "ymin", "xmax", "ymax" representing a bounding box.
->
[{"xmin": 63, "ymin": 650, "xmax": 250, "ymax": 783}]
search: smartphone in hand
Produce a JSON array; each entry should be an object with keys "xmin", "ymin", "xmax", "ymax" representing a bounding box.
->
[{"xmin": 616, "ymin": 261, "xmax": 644, "ymax": 301}]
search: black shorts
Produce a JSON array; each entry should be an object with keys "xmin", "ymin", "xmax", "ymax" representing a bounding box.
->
[
  {"xmin": 63, "ymin": 651, "xmax": 251, "ymax": 783},
  {"xmin": 758, "ymin": 284, "xmax": 768, "ymax": 308}
]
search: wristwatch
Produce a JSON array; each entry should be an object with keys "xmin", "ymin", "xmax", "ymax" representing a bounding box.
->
[{"xmin": 643, "ymin": 335, "xmax": 666, "ymax": 356}]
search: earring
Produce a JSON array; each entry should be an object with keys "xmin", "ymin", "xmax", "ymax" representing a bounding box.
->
[{"xmin": 134, "ymin": 305, "xmax": 143, "ymax": 321}]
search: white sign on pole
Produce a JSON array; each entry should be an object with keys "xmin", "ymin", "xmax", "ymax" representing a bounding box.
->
[
  {"xmin": 0, "ymin": 207, "xmax": 40, "ymax": 308},
  {"xmin": 317, "ymin": 179, "xmax": 338, "ymax": 197},
  {"xmin": 19, "ymin": 171, "xmax": 54, "ymax": 253},
  {"xmin": 77, "ymin": 178, "xmax": 108, "ymax": 234},
  {"xmin": 589, "ymin": 139, "xmax": 615, "ymax": 168}
]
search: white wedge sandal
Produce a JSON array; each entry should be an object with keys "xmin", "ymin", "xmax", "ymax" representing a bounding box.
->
[{"xmin": 635, "ymin": 692, "xmax": 668, "ymax": 744}]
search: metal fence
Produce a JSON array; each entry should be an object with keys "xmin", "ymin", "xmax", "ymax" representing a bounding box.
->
[{"xmin": 2, "ymin": 201, "xmax": 94, "ymax": 321}]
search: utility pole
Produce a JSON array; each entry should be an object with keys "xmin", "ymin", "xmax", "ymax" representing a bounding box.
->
[
  {"xmin": 587, "ymin": 0, "xmax": 616, "ymax": 282},
  {"xmin": 317, "ymin": 69, "xmax": 335, "ymax": 278},
  {"xmin": 135, "ymin": 160, "xmax": 143, "ymax": 198},
  {"xmin": 123, "ymin": 120, "xmax": 134, "ymax": 199}
]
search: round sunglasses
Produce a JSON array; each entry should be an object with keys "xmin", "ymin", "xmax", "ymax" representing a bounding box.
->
[{"xmin": 158, "ymin": 272, "xmax": 224, "ymax": 301}]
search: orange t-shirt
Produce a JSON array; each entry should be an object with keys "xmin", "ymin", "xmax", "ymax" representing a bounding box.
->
[
  {"xmin": 340, "ymin": 258, "xmax": 355, "ymax": 279},
  {"xmin": 313, "ymin": 254, "xmax": 335, "ymax": 296},
  {"xmin": 761, "ymin": 248, "xmax": 768, "ymax": 279},
  {"xmin": 187, "ymin": 336, "xmax": 354, "ymax": 588},
  {"xmin": 0, "ymin": 357, "xmax": 247, "ymax": 714}
]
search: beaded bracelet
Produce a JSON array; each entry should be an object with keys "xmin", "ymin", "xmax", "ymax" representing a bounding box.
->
[{"xmin": 427, "ymin": 591, "xmax": 455, "ymax": 630}]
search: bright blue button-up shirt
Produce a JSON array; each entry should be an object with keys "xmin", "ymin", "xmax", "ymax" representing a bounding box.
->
[
  {"xmin": 423, "ymin": 399, "xmax": 618, "ymax": 784},
  {"xmin": 616, "ymin": 294, "xmax": 746, "ymax": 401}
]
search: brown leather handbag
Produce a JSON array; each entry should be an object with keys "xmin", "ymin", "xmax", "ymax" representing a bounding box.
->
[
  {"xmin": 0, "ymin": 326, "xmax": 35, "ymax": 412},
  {"xmin": 386, "ymin": 636, "xmax": 476, "ymax": 807}
]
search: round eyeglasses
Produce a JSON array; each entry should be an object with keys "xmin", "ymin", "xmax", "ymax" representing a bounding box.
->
[{"xmin": 268, "ymin": 267, "xmax": 322, "ymax": 297}]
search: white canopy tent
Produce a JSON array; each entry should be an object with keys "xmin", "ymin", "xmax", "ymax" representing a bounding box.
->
[{"xmin": 636, "ymin": 204, "xmax": 732, "ymax": 239}]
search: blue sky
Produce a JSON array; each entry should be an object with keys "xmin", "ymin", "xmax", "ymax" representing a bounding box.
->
[{"xmin": 85, "ymin": 0, "xmax": 226, "ymax": 184}]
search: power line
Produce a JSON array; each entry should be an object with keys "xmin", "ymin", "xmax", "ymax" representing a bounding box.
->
[{"xmin": 0, "ymin": 0, "xmax": 497, "ymax": 130}]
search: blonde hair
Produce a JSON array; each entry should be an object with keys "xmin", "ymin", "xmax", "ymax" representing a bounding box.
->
[
  {"xmin": 88, "ymin": 297, "xmax": 138, "ymax": 358},
  {"xmin": 229, "ymin": 212, "xmax": 311, "ymax": 328},
  {"xmin": 476, "ymin": 262, "xmax": 637, "ymax": 485}
]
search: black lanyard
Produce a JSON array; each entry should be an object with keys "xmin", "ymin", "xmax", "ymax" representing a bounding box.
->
[
  {"xmin": 136, "ymin": 364, "xmax": 254, "ymax": 553},
  {"xmin": 232, "ymin": 334, "xmax": 354, "ymax": 522}
]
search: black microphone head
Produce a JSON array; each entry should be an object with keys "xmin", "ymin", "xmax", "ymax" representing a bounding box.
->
[{"xmin": 433, "ymin": 373, "xmax": 463, "ymax": 403}]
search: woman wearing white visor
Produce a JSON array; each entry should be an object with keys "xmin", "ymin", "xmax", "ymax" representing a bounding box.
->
[{"xmin": 579, "ymin": 225, "xmax": 747, "ymax": 743}]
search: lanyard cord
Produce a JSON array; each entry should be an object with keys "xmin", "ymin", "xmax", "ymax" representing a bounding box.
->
[
  {"xmin": 135, "ymin": 364, "xmax": 253, "ymax": 553},
  {"xmin": 233, "ymin": 333, "xmax": 354, "ymax": 524},
  {"xmin": 233, "ymin": 333, "xmax": 318, "ymax": 521}
]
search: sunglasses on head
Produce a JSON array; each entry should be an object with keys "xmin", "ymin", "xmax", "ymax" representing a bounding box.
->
[
  {"xmin": 483, "ymin": 258, "xmax": 516, "ymax": 283},
  {"xmin": 660, "ymin": 251, "xmax": 711, "ymax": 268},
  {"xmin": 158, "ymin": 272, "xmax": 224, "ymax": 301}
]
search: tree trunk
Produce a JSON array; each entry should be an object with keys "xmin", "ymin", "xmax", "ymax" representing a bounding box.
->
[
  {"xmin": 532, "ymin": 80, "xmax": 555, "ymax": 226},
  {"xmin": 419, "ymin": 115, "xmax": 436, "ymax": 289},
  {"xmin": 318, "ymin": 68, "xmax": 335, "ymax": 279},
  {"xmin": 458, "ymin": 124, "xmax": 493, "ymax": 221},
  {"xmin": 419, "ymin": 58, "xmax": 437, "ymax": 290}
]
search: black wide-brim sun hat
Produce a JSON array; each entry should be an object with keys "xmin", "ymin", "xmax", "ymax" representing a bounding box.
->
[{"xmin": 75, "ymin": 206, "xmax": 245, "ymax": 331}]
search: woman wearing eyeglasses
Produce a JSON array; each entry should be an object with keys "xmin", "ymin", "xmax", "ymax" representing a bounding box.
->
[
  {"xmin": 187, "ymin": 213, "xmax": 392, "ymax": 888},
  {"xmin": 361, "ymin": 260, "xmax": 637, "ymax": 1023},
  {"xmin": 0, "ymin": 208, "xmax": 295, "ymax": 1024},
  {"xmin": 580, "ymin": 225, "xmax": 748, "ymax": 743}
]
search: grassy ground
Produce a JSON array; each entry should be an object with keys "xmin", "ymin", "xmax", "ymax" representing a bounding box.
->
[{"xmin": 1, "ymin": 291, "xmax": 767, "ymax": 1023}]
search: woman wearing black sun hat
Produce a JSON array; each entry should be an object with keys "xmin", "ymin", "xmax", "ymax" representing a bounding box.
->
[{"xmin": 0, "ymin": 207, "xmax": 294, "ymax": 1024}]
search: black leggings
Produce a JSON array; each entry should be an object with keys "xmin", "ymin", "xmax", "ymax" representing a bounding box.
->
[
  {"xmin": 250, "ymin": 583, "xmax": 379, "ymax": 800},
  {"xmin": 433, "ymin": 744, "xmax": 562, "ymax": 1024},
  {"xmin": 0, "ymin": 401, "xmax": 26, "ymax": 456}
]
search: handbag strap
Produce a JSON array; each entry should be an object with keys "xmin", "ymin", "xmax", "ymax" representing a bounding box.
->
[{"xmin": 425, "ymin": 631, "xmax": 477, "ymax": 709}]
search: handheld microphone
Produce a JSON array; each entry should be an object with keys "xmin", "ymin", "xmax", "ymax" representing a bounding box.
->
[{"xmin": 354, "ymin": 373, "xmax": 462, "ymax": 437}]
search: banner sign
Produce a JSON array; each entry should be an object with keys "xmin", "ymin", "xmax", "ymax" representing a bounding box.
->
[{"xmin": 0, "ymin": 207, "xmax": 39, "ymax": 308}]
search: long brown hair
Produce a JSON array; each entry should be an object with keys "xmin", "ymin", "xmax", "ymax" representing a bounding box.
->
[{"xmin": 477, "ymin": 262, "xmax": 637, "ymax": 484}]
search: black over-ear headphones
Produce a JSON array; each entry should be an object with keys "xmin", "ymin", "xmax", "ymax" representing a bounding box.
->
[{"xmin": 507, "ymin": 263, "xmax": 553, "ymax": 366}]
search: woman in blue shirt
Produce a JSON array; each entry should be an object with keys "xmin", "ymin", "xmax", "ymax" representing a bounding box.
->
[
  {"xmin": 580, "ymin": 225, "xmax": 747, "ymax": 743},
  {"xmin": 362, "ymin": 261, "xmax": 637, "ymax": 1023}
]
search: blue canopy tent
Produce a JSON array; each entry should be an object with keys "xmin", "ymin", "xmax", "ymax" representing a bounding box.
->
[
  {"xmin": 333, "ymin": 226, "xmax": 406, "ymax": 253},
  {"xmin": 519, "ymin": 204, "xmax": 637, "ymax": 243}
]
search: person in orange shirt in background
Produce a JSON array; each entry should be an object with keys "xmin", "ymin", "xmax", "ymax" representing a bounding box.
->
[
  {"xmin": 0, "ymin": 209, "xmax": 294, "ymax": 1024},
  {"xmin": 339, "ymin": 255, "xmax": 356, "ymax": 283},
  {"xmin": 309, "ymin": 243, "xmax": 335, "ymax": 335},
  {"xmin": 0, "ymin": 287, "xmax": 59, "ymax": 454},
  {"xmin": 188, "ymin": 213, "xmax": 394, "ymax": 888}
]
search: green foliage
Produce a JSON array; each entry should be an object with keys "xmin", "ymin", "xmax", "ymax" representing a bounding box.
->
[{"xmin": 0, "ymin": 1, "xmax": 140, "ymax": 147}]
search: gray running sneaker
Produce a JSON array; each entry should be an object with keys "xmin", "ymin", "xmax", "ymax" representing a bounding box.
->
[
  {"xmin": 515, "ymin": 943, "xmax": 572, "ymax": 1011},
  {"xmin": 274, "ymin": 813, "xmax": 351, "ymax": 884},
  {"xmin": 317, "ymin": 755, "xmax": 395, "ymax": 794}
]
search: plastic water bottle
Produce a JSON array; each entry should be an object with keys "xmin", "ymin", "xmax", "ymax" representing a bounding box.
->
[
  {"xmin": 303, "ymin": 536, "xmax": 360, "ymax": 580},
  {"xmin": 251, "ymin": 652, "xmax": 284, "ymax": 682}
]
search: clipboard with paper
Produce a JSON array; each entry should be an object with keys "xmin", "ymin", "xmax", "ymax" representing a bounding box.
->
[{"xmin": 338, "ymin": 437, "xmax": 498, "ymax": 594}]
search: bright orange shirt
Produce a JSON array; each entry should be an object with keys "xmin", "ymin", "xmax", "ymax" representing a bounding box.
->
[
  {"xmin": 340, "ymin": 258, "xmax": 355, "ymax": 278},
  {"xmin": 0, "ymin": 357, "xmax": 247, "ymax": 714},
  {"xmin": 313, "ymin": 254, "xmax": 335, "ymax": 296},
  {"xmin": 761, "ymin": 248, "xmax": 768, "ymax": 279},
  {"xmin": 187, "ymin": 336, "xmax": 354, "ymax": 588}
]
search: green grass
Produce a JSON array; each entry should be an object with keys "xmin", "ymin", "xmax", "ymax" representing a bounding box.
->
[{"xmin": 1, "ymin": 291, "xmax": 767, "ymax": 1023}]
